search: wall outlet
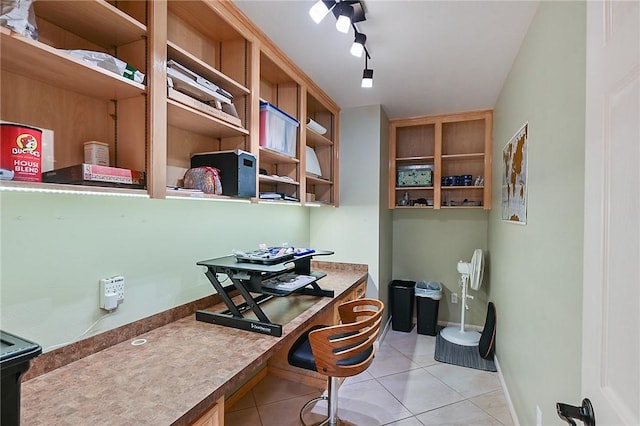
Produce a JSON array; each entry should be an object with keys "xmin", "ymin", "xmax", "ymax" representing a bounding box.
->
[
  {"xmin": 99, "ymin": 276, "xmax": 125, "ymax": 310},
  {"xmin": 536, "ymin": 405, "xmax": 542, "ymax": 426},
  {"xmin": 451, "ymin": 292, "xmax": 458, "ymax": 303}
]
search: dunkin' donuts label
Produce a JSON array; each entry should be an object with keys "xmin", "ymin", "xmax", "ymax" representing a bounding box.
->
[{"xmin": 1, "ymin": 125, "xmax": 43, "ymax": 182}]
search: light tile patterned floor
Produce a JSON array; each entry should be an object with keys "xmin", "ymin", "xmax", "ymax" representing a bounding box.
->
[{"xmin": 226, "ymin": 327, "xmax": 513, "ymax": 426}]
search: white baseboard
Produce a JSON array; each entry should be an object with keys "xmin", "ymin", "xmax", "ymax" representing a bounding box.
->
[
  {"xmin": 494, "ymin": 355, "xmax": 520, "ymax": 426},
  {"xmin": 378, "ymin": 316, "xmax": 392, "ymax": 347}
]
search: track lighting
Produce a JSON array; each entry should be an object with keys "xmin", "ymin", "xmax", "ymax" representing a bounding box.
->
[
  {"xmin": 309, "ymin": 0, "xmax": 334, "ymax": 24},
  {"xmin": 361, "ymin": 54, "xmax": 373, "ymax": 88},
  {"xmin": 350, "ymin": 31, "xmax": 366, "ymax": 57},
  {"xmin": 307, "ymin": 1, "xmax": 373, "ymax": 87},
  {"xmin": 335, "ymin": 2, "xmax": 354, "ymax": 33}
]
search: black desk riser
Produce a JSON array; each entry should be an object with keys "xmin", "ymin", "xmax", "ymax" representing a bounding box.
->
[{"xmin": 195, "ymin": 250, "xmax": 334, "ymax": 336}]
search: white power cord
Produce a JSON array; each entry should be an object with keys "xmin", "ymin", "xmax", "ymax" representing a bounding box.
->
[{"xmin": 44, "ymin": 311, "xmax": 115, "ymax": 352}]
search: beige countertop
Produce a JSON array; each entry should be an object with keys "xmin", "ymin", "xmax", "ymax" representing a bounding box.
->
[{"xmin": 20, "ymin": 263, "xmax": 367, "ymax": 425}]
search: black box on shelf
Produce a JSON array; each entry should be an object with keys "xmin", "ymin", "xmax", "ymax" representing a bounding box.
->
[{"xmin": 191, "ymin": 150, "xmax": 256, "ymax": 197}]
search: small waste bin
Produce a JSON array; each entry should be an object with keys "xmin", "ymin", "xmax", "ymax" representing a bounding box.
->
[
  {"xmin": 1, "ymin": 330, "xmax": 42, "ymax": 426},
  {"xmin": 389, "ymin": 280, "xmax": 415, "ymax": 332},
  {"xmin": 415, "ymin": 281, "xmax": 442, "ymax": 336}
]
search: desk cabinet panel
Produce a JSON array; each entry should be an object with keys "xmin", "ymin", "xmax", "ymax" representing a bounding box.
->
[{"xmin": 190, "ymin": 398, "xmax": 223, "ymax": 426}]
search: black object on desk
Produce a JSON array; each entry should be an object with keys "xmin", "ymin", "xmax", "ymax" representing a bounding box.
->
[{"xmin": 195, "ymin": 250, "xmax": 334, "ymax": 336}]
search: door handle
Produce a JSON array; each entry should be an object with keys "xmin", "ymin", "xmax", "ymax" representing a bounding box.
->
[{"xmin": 556, "ymin": 398, "xmax": 595, "ymax": 426}]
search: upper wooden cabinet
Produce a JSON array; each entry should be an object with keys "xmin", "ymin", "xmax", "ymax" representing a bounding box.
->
[
  {"xmin": 389, "ymin": 110, "xmax": 493, "ymax": 210},
  {"xmin": 257, "ymin": 50, "xmax": 302, "ymax": 203},
  {"xmin": 163, "ymin": 1, "xmax": 251, "ymax": 200},
  {"xmin": 0, "ymin": 0, "xmax": 340, "ymax": 206},
  {"xmin": 0, "ymin": 0, "xmax": 148, "ymax": 194},
  {"xmin": 304, "ymin": 90, "xmax": 338, "ymax": 206},
  {"xmin": 256, "ymin": 29, "xmax": 340, "ymax": 206}
]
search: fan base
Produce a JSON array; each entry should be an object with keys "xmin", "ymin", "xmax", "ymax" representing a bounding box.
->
[{"xmin": 440, "ymin": 327, "xmax": 481, "ymax": 346}]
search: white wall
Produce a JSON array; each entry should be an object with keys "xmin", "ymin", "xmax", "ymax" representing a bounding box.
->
[
  {"xmin": 488, "ymin": 2, "xmax": 586, "ymax": 424},
  {"xmin": 0, "ymin": 192, "xmax": 309, "ymax": 350}
]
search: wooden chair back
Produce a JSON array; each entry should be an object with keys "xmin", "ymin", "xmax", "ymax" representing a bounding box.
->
[{"xmin": 308, "ymin": 298, "xmax": 384, "ymax": 378}]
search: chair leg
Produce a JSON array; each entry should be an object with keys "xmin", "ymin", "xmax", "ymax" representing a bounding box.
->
[
  {"xmin": 299, "ymin": 394, "xmax": 328, "ymax": 426},
  {"xmin": 299, "ymin": 376, "xmax": 341, "ymax": 426},
  {"xmin": 327, "ymin": 376, "xmax": 339, "ymax": 426}
]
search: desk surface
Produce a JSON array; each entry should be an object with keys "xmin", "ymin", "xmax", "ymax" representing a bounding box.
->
[{"xmin": 20, "ymin": 263, "xmax": 367, "ymax": 426}]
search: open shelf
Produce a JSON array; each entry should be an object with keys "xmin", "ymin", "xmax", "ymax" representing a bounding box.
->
[
  {"xmin": 390, "ymin": 110, "xmax": 492, "ymax": 209},
  {"xmin": 306, "ymin": 129, "xmax": 333, "ymax": 148},
  {"xmin": 306, "ymin": 175, "xmax": 332, "ymax": 185},
  {"xmin": 167, "ymin": 99, "xmax": 248, "ymax": 138},
  {"xmin": 259, "ymin": 175, "xmax": 300, "ymax": 186},
  {"xmin": 34, "ymin": 0, "xmax": 147, "ymax": 47},
  {"xmin": 1, "ymin": 28, "xmax": 146, "ymax": 101},
  {"xmin": 167, "ymin": 41, "xmax": 249, "ymax": 98}
]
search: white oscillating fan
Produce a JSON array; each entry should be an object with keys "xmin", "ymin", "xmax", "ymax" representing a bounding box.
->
[{"xmin": 440, "ymin": 249, "xmax": 485, "ymax": 346}]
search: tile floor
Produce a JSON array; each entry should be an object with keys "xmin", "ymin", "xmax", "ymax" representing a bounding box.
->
[{"xmin": 226, "ymin": 326, "xmax": 513, "ymax": 426}]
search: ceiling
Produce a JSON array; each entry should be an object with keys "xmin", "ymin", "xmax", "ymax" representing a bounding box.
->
[{"xmin": 233, "ymin": 0, "xmax": 540, "ymax": 119}]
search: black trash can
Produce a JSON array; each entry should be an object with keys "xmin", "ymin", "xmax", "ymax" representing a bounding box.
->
[
  {"xmin": 1, "ymin": 330, "xmax": 42, "ymax": 426},
  {"xmin": 415, "ymin": 281, "xmax": 442, "ymax": 336},
  {"xmin": 389, "ymin": 280, "xmax": 415, "ymax": 332}
]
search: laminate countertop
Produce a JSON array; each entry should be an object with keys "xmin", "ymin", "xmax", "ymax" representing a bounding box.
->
[{"xmin": 20, "ymin": 262, "xmax": 368, "ymax": 426}]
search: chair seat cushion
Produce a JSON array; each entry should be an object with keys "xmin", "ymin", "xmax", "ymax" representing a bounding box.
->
[
  {"xmin": 288, "ymin": 325, "xmax": 375, "ymax": 373},
  {"xmin": 288, "ymin": 324, "xmax": 327, "ymax": 372},
  {"xmin": 337, "ymin": 344, "xmax": 373, "ymax": 367}
]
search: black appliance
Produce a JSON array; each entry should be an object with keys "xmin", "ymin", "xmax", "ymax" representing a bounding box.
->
[
  {"xmin": 191, "ymin": 150, "xmax": 256, "ymax": 197},
  {"xmin": 1, "ymin": 330, "xmax": 42, "ymax": 426}
]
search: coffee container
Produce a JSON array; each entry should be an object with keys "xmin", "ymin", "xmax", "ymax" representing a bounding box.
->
[{"xmin": 1, "ymin": 123, "xmax": 43, "ymax": 182}]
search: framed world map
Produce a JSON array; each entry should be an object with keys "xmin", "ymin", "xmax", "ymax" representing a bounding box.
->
[{"xmin": 502, "ymin": 123, "xmax": 528, "ymax": 224}]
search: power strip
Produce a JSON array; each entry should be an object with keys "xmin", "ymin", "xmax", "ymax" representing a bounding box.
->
[{"xmin": 99, "ymin": 276, "xmax": 125, "ymax": 310}]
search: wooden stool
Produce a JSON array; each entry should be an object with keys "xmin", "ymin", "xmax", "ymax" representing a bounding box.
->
[{"xmin": 288, "ymin": 298, "xmax": 384, "ymax": 426}]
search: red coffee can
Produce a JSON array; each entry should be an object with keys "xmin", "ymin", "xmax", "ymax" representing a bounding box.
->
[{"xmin": 1, "ymin": 123, "xmax": 43, "ymax": 182}]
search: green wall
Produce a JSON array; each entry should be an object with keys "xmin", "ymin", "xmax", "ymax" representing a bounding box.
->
[
  {"xmin": 488, "ymin": 1, "xmax": 586, "ymax": 424},
  {"xmin": 310, "ymin": 105, "xmax": 392, "ymax": 308},
  {"xmin": 392, "ymin": 209, "xmax": 489, "ymax": 327},
  {"xmin": 0, "ymin": 191, "xmax": 309, "ymax": 350}
]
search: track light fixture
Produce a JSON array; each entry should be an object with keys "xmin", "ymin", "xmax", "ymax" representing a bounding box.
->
[
  {"xmin": 361, "ymin": 53, "xmax": 373, "ymax": 88},
  {"xmin": 308, "ymin": 0, "xmax": 335, "ymax": 24},
  {"xmin": 308, "ymin": 1, "xmax": 373, "ymax": 87},
  {"xmin": 309, "ymin": 1, "xmax": 366, "ymax": 27},
  {"xmin": 350, "ymin": 31, "xmax": 366, "ymax": 57},
  {"xmin": 335, "ymin": 2, "xmax": 354, "ymax": 33}
]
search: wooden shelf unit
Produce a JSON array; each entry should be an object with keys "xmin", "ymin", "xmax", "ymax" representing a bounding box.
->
[
  {"xmin": 257, "ymin": 51, "xmax": 302, "ymax": 203},
  {"xmin": 389, "ymin": 110, "xmax": 493, "ymax": 209},
  {"xmin": 0, "ymin": 1, "xmax": 148, "ymax": 191},
  {"xmin": 1, "ymin": 0, "xmax": 339, "ymax": 206},
  {"xmin": 304, "ymin": 90, "xmax": 338, "ymax": 206},
  {"xmin": 163, "ymin": 1, "xmax": 251, "ymax": 193}
]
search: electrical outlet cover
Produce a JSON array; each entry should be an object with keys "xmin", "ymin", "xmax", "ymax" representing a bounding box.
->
[{"xmin": 99, "ymin": 276, "xmax": 125, "ymax": 310}]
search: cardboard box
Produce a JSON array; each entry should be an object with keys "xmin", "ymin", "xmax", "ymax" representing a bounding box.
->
[
  {"xmin": 84, "ymin": 141, "xmax": 109, "ymax": 166},
  {"xmin": 42, "ymin": 164, "xmax": 145, "ymax": 189}
]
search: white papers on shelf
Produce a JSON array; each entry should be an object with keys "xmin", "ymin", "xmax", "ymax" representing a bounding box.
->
[
  {"xmin": 167, "ymin": 84, "xmax": 242, "ymax": 128},
  {"xmin": 166, "ymin": 60, "xmax": 231, "ymax": 106},
  {"xmin": 306, "ymin": 146, "xmax": 322, "ymax": 177},
  {"xmin": 306, "ymin": 118, "xmax": 327, "ymax": 135}
]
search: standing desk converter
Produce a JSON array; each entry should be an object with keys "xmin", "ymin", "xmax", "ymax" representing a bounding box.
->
[{"xmin": 196, "ymin": 250, "xmax": 334, "ymax": 336}]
